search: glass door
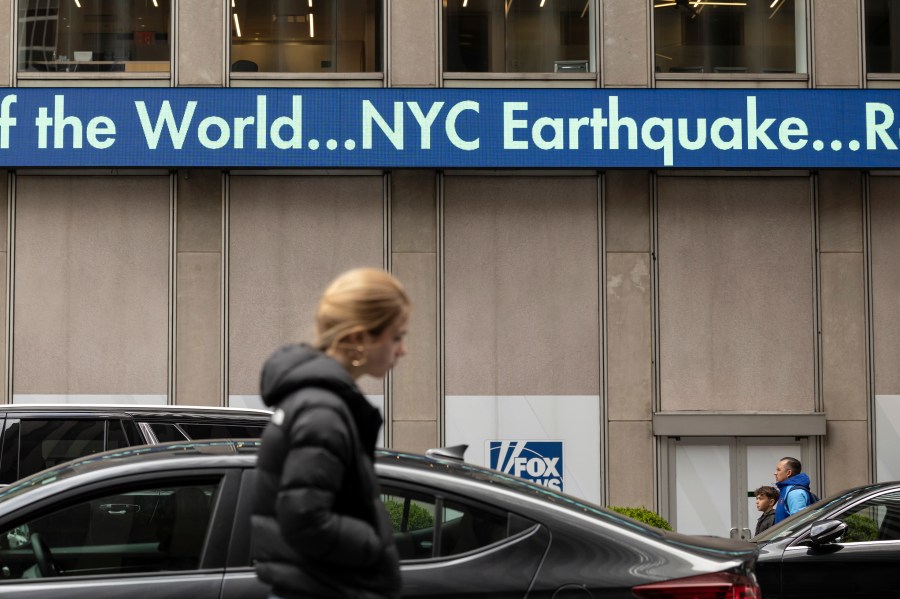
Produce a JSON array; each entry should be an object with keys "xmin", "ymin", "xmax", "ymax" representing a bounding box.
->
[{"xmin": 668, "ymin": 437, "xmax": 810, "ymax": 540}]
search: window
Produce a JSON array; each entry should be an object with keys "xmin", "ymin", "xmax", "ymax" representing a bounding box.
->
[
  {"xmin": 17, "ymin": 0, "xmax": 171, "ymax": 74},
  {"xmin": 866, "ymin": 0, "xmax": 900, "ymax": 74},
  {"xmin": 230, "ymin": 0, "xmax": 382, "ymax": 73},
  {"xmin": 148, "ymin": 422, "xmax": 188, "ymax": 443},
  {"xmin": 18, "ymin": 419, "xmax": 105, "ymax": 478},
  {"xmin": 443, "ymin": 0, "xmax": 593, "ymax": 73},
  {"xmin": 0, "ymin": 481, "xmax": 220, "ymax": 579},
  {"xmin": 381, "ymin": 488, "xmax": 526, "ymax": 560},
  {"xmin": 178, "ymin": 423, "xmax": 266, "ymax": 440},
  {"xmin": 838, "ymin": 491, "xmax": 900, "ymax": 543},
  {"xmin": 654, "ymin": 0, "xmax": 806, "ymax": 75}
]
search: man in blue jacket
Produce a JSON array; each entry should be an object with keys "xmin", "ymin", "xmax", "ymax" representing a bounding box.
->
[{"xmin": 773, "ymin": 456, "xmax": 814, "ymax": 524}]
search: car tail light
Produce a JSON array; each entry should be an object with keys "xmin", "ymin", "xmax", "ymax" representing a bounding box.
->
[{"xmin": 632, "ymin": 572, "xmax": 760, "ymax": 599}]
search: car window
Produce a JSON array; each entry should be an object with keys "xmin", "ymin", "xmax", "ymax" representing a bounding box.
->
[
  {"xmin": 0, "ymin": 479, "xmax": 221, "ymax": 580},
  {"xmin": 381, "ymin": 487, "xmax": 519, "ymax": 560},
  {"xmin": 19, "ymin": 420, "xmax": 106, "ymax": 479},
  {"xmin": 838, "ymin": 490, "xmax": 900, "ymax": 543},
  {"xmin": 148, "ymin": 423, "xmax": 189, "ymax": 443},
  {"xmin": 178, "ymin": 423, "xmax": 266, "ymax": 440}
]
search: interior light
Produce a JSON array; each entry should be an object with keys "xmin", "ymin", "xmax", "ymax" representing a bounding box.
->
[
  {"xmin": 309, "ymin": 0, "xmax": 313, "ymax": 6},
  {"xmin": 74, "ymin": 0, "xmax": 80, "ymax": 7},
  {"xmin": 693, "ymin": 1, "xmax": 747, "ymax": 5},
  {"xmin": 653, "ymin": 2, "xmax": 676, "ymax": 6},
  {"xmin": 152, "ymin": 0, "xmax": 158, "ymax": 6},
  {"xmin": 309, "ymin": 13, "xmax": 314, "ymax": 38},
  {"xmin": 232, "ymin": 0, "xmax": 235, "ymax": 6},
  {"xmin": 233, "ymin": 13, "xmax": 242, "ymax": 37},
  {"xmin": 540, "ymin": 0, "xmax": 546, "ymax": 6},
  {"xmin": 770, "ymin": 0, "xmax": 778, "ymax": 5},
  {"xmin": 462, "ymin": 0, "xmax": 468, "ymax": 6}
]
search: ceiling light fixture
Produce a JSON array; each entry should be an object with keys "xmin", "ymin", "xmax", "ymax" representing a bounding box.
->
[
  {"xmin": 692, "ymin": 1, "xmax": 747, "ymax": 5},
  {"xmin": 74, "ymin": 0, "xmax": 81, "ymax": 7},
  {"xmin": 309, "ymin": 13, "xmax": 314, "ymax": 37},
  {"xmin": 463, "ymin": 0, "xmax": 468, "ymax": 6},
  {"xmin": 654, "ymin": 2, "xmax": 676, "ymax": 6},
  {"xmin": 233, "ymin": 13, "xmax": 242, "ymax": 37},
  {"xmin": 540, "ymin": 0, "xmax": 546, "ymax": 7},
  {"xmin": 152, "ymin": 0, "xmax": 158, "ymax": 6}
]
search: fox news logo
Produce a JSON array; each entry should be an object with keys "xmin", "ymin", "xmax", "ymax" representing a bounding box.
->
[{"xmin": 488, "ymin": 440, "xmax": 563, "ymax": 492}]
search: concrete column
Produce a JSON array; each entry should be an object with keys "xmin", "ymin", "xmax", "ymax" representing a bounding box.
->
[
  {"xmin": 605, "ymin": 171, "xmax": 654, "ymax": 508},
  {"xmin": 390, "ymin": 171, "xmax": 438, "ymax": 452},
  {"xmin": 812, "ymin": 0, "xmax": 861, "ymax": 88},
  {"xmin": 389, "ymin": 0, "xmax": 438, "ymax": 87},
  {"xmin": 0, "ymin": 0, "xmax": 11, "ymax": 86},
  {"xmin": 602, "ymin": 0, "xmax": 650, "ymax": 87},
  {"xmin": 175, "ymin": 170, "xmax": 223, "ymax": 406},
  {"xmin": 818, "ymin": 171, "xmax": 869, "ymax": 493},
  {"xmin": 177, "ymin": 0, "xmax": 225, "ymax": 86}
]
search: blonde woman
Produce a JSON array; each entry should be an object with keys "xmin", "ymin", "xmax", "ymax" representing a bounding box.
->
[{"xmin": 251, "ymin": 268, "xmax": 409, "ymax": 599}]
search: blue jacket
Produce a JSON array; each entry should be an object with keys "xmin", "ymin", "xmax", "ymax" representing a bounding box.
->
[{"xmin": 774, "ymin": 472, "xmax": 813, "ymax": 523}]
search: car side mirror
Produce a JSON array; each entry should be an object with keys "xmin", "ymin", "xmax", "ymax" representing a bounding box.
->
[{"xmin": 808, "ymin": 519, "xmax": 847, "ymax": 546}]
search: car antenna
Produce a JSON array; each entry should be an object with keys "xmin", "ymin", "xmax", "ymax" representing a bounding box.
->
[{"xmin": 425, "ymin": 444, "xmax": 468, "ymax": 462}]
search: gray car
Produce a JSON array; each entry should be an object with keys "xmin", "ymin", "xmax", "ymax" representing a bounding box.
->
[{"xmin": 0, "ymin": 440, "xmax": 760, "ymax": 598}]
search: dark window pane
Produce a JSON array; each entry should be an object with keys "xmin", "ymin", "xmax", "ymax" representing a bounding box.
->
[
  {"xmin": 17, "ymin": 0, "xmax": 171, "ymax": 73},
  {"xmin": 0, "ymin": 480, "xmax": 221, "ymax": 578},
  {"xmin": 438, "ymin": 498, "xmax": 508, "ymax": 557},
  {"xmin": 839, "ymin": 490, "xmax": 900, "ymax": 542},
  {"xmin": 106, "ymin": 420, "xmax": 128, "ymax": 451},
  {"xmin": 444, "ymin": 0, "xmax": 593, "ymax": 73},
  {"xmin": 654, "ymin": 0, "xmax": 805, "ymax": 74},
  {"xmin": 866, "ymin": 0, "xmax": 900, "ymax": 73},
  {"xmin": 148, "ymin": 423, "xmax": 188, "ymax": 443},
  {"xmin": 381, "ymin": 489, "xmax": 437, "ymax": 560},
  {"xmin": 18, "ymin": 420, "xmax": 105, "ymax": 478},
  {"xmin": 0, "ymin": 419, "xmax": 16, "ymax": 484},
  {"xmin": 178, "ymin": 423, "xmax": 266, "ymax": 440},
  {"xmin": 231, "ymin": 0, "xmax": 382, "ymax": 73}
]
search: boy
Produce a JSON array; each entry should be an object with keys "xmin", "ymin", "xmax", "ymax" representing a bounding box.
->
[{"xmin": 754, "ymin": 485, "xmax": 779, "ymax": 536}]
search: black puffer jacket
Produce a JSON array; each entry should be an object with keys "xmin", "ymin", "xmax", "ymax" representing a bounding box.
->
[{"xmin": 251, "ymin": 344, "xmax": 401, "ymax": 599}]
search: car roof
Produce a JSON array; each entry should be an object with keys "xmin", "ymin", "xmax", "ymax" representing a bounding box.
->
[{"xmin": 0, "ymin": 404, "xmax": 272, "ymax": 420}]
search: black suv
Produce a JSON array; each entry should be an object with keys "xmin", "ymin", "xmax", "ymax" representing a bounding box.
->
[{"xmin": 0, "ymin": 405, "xmax": 271, "ymax": 484}]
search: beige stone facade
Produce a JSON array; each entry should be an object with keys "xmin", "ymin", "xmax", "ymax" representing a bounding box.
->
[{"xmin": 0, "ymin": 1, "xmax": 895, "ymax": 527}]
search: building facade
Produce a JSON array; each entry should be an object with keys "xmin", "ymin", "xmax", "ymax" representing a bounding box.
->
[{"xmin": 0, "ymin": 0, "xmax": 899, "ymax": 541}]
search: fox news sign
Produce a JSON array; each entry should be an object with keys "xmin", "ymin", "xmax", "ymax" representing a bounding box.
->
[
  {"xmin": 488, "ymin": 440, "xmax": 564, "ymax": 491},
  {"xmin": 2, "ymin": 88, "xmax": 900, "ymax": 168}
]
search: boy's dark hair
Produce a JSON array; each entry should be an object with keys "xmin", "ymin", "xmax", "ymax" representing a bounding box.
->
[{"xmin": 755, "ymin": 485, "xmax": 779, "ymax": 500}]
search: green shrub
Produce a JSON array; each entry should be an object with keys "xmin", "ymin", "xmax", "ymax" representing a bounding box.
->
[
  {"xmin": 383, "ymin": 498, "xmax": 435, "ymax": 531},
  {"xmin": 608, "ymin": 505, "xmax": 673, "ymax": 531},
  {"xmin": 842, "ymin": 513, "xmax": 878, "ymax": 543}
]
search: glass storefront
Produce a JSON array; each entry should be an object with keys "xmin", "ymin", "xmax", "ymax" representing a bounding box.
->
[
  {"xmin": 230, "ymin": 0, "xmax": 382, "ymax": 73},
  {"xmin": 443, "ymin": 0, "xmax": 593, "ymax": 73},
  {"xmin": 654, "ymin": 0, "xmax": 806, "ymax": 75},
  {"xmin": 17, "ymin": 0, "xmax": 170, "ymax": 73}
]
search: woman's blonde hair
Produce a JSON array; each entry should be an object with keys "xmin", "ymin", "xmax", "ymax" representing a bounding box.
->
[{"xmin": 314, "ymin": 268, "xmax": 410, "ymax": 351}]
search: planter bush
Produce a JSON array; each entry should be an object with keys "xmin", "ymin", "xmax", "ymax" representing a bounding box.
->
[{"xmin": 607, "ymin": 505, "xmax": 673, "ymax": 531}]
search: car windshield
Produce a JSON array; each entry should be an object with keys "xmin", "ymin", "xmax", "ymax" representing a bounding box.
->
[{"xmin": 753, "ymin": 485, "xmax": 875, "ymax": 542}]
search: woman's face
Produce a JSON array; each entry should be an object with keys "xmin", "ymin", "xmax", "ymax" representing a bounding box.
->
[{"xmin": 361, "ymin": 314, "xmax": 409, "ymax": 378}]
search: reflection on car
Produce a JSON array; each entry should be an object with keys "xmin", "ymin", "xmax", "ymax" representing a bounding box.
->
[
  {"xmin": 0, "ymin": 441, "xmax": 760, "ymax": 598},
  {"xmin": 753, "ymin": 481, "xmax": 900, "ymax": 598}
]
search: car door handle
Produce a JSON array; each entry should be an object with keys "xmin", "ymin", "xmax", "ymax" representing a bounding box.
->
[
  {"xmin": 100, "ymin": 503, "xmax": 139, "ymax": 515},
  {"xmin": 729, "ymin": 527, "xmax": 739, "ymax": 539}
]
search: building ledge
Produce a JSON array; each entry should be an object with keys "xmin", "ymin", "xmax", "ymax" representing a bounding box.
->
[{"xmin": 652, "ymin": 411, "xmax": 826, "ymax": 437}]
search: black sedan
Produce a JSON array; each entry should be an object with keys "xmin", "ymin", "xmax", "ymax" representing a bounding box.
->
[
  {"xmin": 753, "ymin": 481, "xmax": 900, "ymax": 598},
  {"xmin": 0, "ymin": 441, "xmax": 759, "ymax": 598}
]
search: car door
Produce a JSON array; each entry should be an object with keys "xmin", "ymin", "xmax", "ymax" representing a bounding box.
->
[
  {"xmin": 0, "ymin": 469, "xmax": 240, "ymax": 598},
  {"xmin": 779, "ymin": 489, "xmax": 900, "ymax": 598}
]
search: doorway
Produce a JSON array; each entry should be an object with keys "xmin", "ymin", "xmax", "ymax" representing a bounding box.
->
[{"xmin": 667, "ymin": 437, "xmax": 814, "ymax": 540}]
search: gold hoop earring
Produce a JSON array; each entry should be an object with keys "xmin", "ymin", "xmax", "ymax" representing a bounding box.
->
[{"xmin": 351, "ymin": 345, "xmax": 368, "ymax": 367}]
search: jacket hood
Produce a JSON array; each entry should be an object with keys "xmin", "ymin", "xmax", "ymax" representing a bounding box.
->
[
  {"xmin": 259, "ymin": 343, "xmax": 359, "ymax": 408},
  {"xmin": 776, "ymin": 472, "xmax": 811, "ymax": 490}
]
